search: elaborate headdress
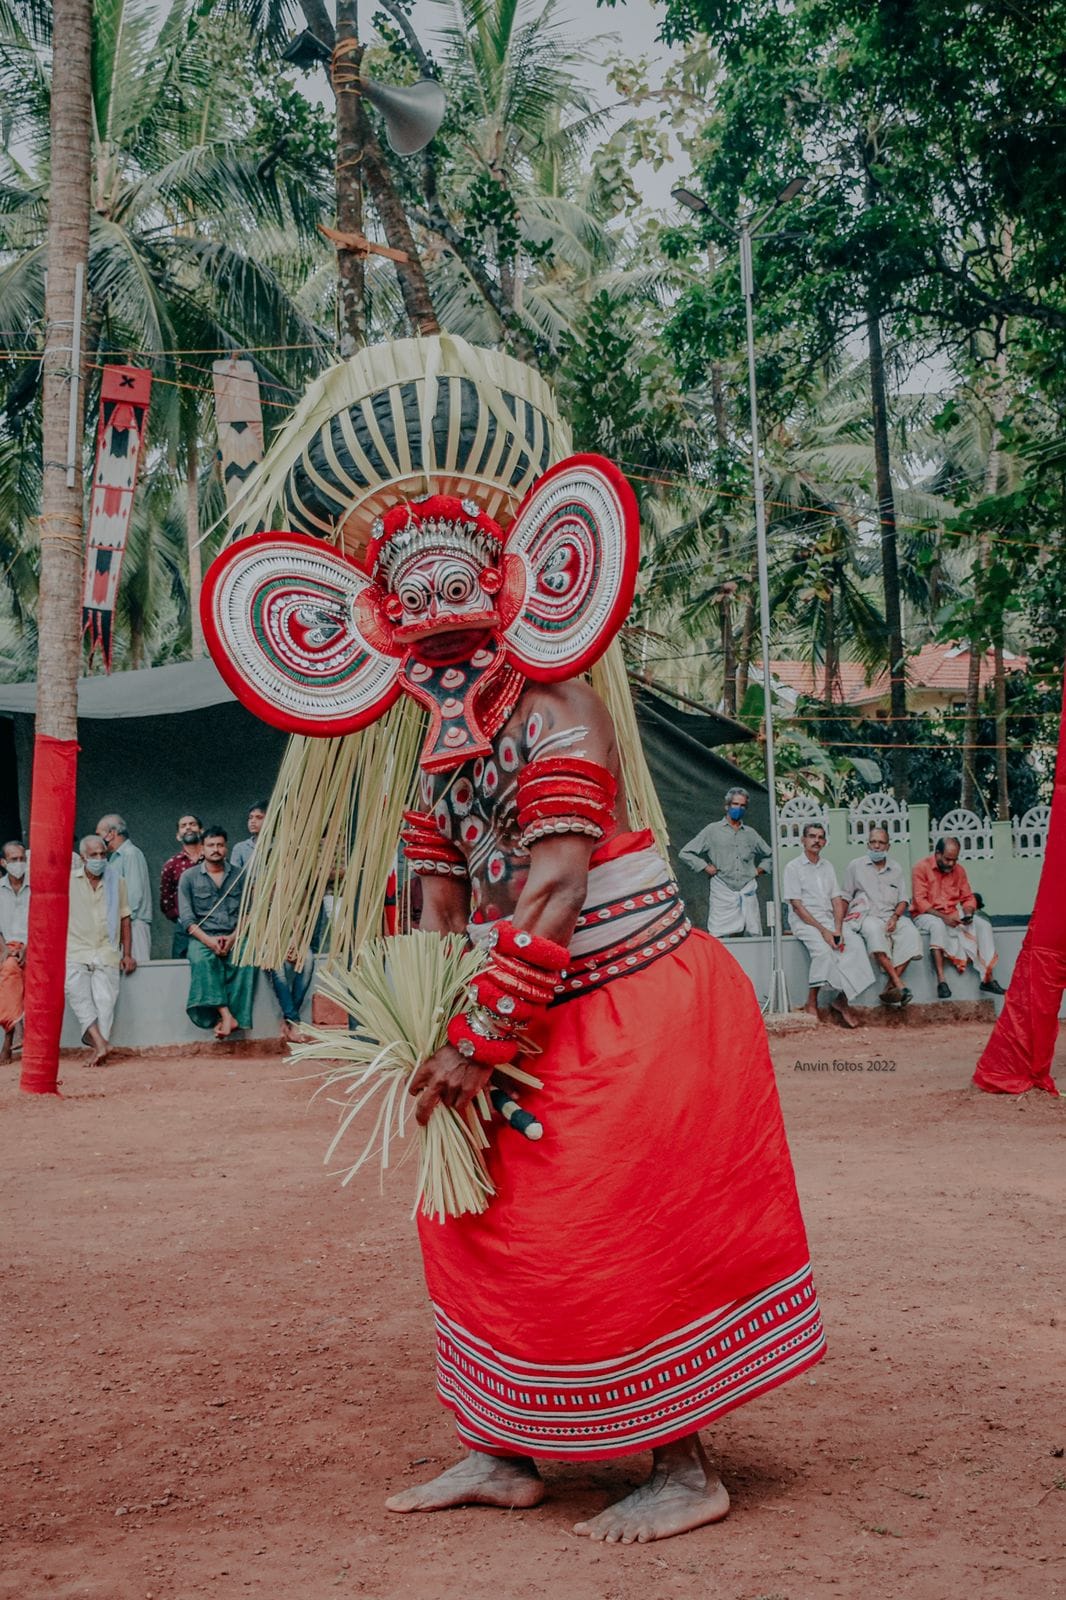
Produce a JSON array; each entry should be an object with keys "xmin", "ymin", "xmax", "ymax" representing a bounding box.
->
[{"xmin": 199, "ymin": 336, "xmax": 665, "ymax": 963}]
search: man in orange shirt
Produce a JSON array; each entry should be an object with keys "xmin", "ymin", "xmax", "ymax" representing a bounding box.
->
[{"xmin": 912, "ymin": 836, "xmax": 1003, "ymax": 999}]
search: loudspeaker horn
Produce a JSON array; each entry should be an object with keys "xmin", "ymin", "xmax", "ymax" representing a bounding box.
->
[{"xmin": 361, "ymin": 76, "xmax": 446, "ymax": 156}]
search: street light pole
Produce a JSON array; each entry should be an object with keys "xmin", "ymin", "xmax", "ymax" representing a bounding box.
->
[
  {"xmin": 739, "ymin": 219, "xmax": 789, "ymax": 1013},
  {"xmin": 672, "ymin": 181, "xmax": 803, "ymax": 1015}
]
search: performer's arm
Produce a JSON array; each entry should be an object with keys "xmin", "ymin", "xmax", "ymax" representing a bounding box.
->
[{"xmin": 418, "ymin": 873, "xmax": 471, "ymax": 935}]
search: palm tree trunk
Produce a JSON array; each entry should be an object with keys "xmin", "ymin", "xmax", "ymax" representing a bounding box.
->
[
  {"xmin": 993, "ymin": 641, "xmax": 1009, "ymax": 820},
  {"xmin": 822, "ymin": 591, "xmax": 837, "ymax": 706},
  {"xmin": 710, "ymin": 345, "xmax": 737, "ymax": 714},
  {"xmin": 736, "ymin": 583, "xmax": 757, "ymax": 705},
  {"xmin": 186, "ymin": 429, "xmax": 203, "ymax": 658},
  {"xmin": 333, "ymin": 1, "xmax": 366, "ymax": 355},
  {"xmin": 361, "ymin": 137, "xmax": 441, "ymax": 336},
  {"xmin": 21, "ymin": 0, "xmax": 93, "ymax": 1096},
  {"xmin": 960, "ymin": 643, "xmax": 982, "ymax": 810},
  {"xmin": 866, "ymin": 299, "xmax": 908, "ymax": 798}
]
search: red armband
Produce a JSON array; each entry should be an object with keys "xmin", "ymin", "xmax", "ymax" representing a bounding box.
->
[
  {"xmin": 516, "ymin": 758, "xmax": 617, "ymax": 849},
  {"xmin": 447, "ymin": 1012, "xmax": 521, "ymax": 1066},
  {"xmin": 489, "ymin": 920, "xmax": 570, "ymax": 974},
  {"xmin": 400, "ymin": 808, "xmax": 468, "ymax": 879}
]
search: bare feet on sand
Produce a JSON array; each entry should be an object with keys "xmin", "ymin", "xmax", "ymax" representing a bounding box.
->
[
  {"xmin": 214, "ymin": 1008, "xmax": 240, "ymax": 1040},
  {"xmin": 830, "ymin": 996, "xmax": 861, "ymax": 1029},
  {"xmin": 385, "ymin": 1452, "xmax": 545, "ymax": 1514},
  {"xmin": 573, "ymin": 1436, "xmax": 730, "ymax": 1545}
]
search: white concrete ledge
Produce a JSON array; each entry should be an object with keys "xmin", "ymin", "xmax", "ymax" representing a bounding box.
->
[{"xmin": 57, "ymin": 926, "xmax": 1053, "ymax": 1052}]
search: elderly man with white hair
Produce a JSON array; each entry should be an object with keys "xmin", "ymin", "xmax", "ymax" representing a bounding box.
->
[
  {"xmin": 65, "ymin": 834, "xmax": 135, "ymax": 1067},
  {"xmin": 96, "ymin": 812, "xmax": 152, "ymax": 963},
  {"xmin": 841, "ymin": 823, "xmax": 922, "ymax": 1007},
  {"xmin": 680, "ymin": 787, "xmax": 773, "ymax": 937}
]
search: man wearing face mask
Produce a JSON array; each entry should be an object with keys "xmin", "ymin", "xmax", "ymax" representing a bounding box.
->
[
  {"xmin": 160, "ymin": 814, "xmax": 204, "ymax": 958},
  {"xmin": 912, "ymin": 835, "xmax": 1004, "ymax": 999},
  {"xmin": 680, "ymin": 788, "xmax": 773, "ymax": 937},
  {"xmin": 841, "ymin": 824, "xmax": 922, "ymax": 1006},
  {"xmin": 0, "ymin": 840, "xmax": 29, "ymax": 1062},
  {"xmin": 64, "ymin": 834, "xmax": 135, "ymax": 1067}
]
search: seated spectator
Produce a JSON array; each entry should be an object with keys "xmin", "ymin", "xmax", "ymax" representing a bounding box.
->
[
  {"xmin": 841, "ymin": 824, "xmax": 922, "ymax": 1007},
  {"xmin": 679, "ymin": 788, "xmax": 772, "ymax": 936},
  {"xmin": 178, "ymin": 826, "xmax": 256, "ymax": 1040},
  {"xmin": 160, "ymin": 815, "xmax": 204, "ymax": 958},
  {"xmin": 784, "ymin": 822, "xmax": 874, "ymax": 1029},
  {"xmin": 96, "ymin": 813, "xmax": 152, "ymax": 963},
  {"xmin": 65, "ymin": 834, "xmax": 135, "ymax": 1068},
  {"xmin": 0, "ymin": 840, "xmax": 29, "ymax": 1062},
  {"xmin": 231, "ymin": 801, "xmax": 268, "ymax": 874},
  {"xmin": 267, "ymin": 915, "xmax": 324, "ymax": 1045},
  {"xmin": 912, "ymin": 836, "xmax": 1004, "ymax": 999}
]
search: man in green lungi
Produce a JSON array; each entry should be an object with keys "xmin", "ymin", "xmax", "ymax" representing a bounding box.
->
[{"xmin": 177, "ymin": 825, "xmax": 256, "ymax": 1039}]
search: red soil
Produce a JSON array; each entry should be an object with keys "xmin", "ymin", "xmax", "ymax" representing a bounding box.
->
[{"xmin": 2, "ymin": 1020, "xmax": 1064, "ymax": 1600}]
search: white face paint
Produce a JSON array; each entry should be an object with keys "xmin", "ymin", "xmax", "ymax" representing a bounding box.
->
[{"xmin": 393, "ymin": 551, "xmax": 494, "ymax": 633}]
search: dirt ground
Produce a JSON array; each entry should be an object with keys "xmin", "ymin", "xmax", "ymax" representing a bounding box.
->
[{"xmin": 3, "ymin": 1018, "xmax": 1065, "ymax": 1600}]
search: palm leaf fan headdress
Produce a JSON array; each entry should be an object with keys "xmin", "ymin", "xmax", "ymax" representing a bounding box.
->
[{"xmin": 229, "ymin": 335, "xmax": 665, "ymax": 972}]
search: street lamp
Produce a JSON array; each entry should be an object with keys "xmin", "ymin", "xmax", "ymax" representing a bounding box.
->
[{"xmin": 672, "ymin": 179, "xmax": 805, "ymax": 1015}]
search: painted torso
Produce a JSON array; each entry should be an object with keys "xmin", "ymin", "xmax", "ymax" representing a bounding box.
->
[{"xmin": 420, "ymin": 679, "xmax": 626, "ymax": 922}]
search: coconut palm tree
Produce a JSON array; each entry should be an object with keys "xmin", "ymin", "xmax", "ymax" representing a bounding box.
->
[{"xmin": 0, "ymin": 0, "xmax": 335, "ymax": 664}]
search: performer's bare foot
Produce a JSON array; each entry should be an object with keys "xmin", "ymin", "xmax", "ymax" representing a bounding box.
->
[
  {"xmin": 385, "ymin": 1450, "xmax": 545, "ymax": 1513},
  {"xmin": 573, "ymin": 1435, "xmax": 729, "ymax": 1545},
  {"xmin": 214, "ymin": 1007, "xmax": 239, "ymax": 1040}
]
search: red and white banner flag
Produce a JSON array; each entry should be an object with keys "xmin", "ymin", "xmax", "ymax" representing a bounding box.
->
[{"xmin": 82, "ymin": 365, "xmax": 152, "ymax": 668}]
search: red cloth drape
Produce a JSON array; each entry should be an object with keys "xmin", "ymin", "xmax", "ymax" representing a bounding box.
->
[
  {"xmin": 20, "ymin": 735, "xmax": 79, "ymax": 1096},
  {"xmin": 973, "ymin": 668, "xmax": 1066, "ymax": 1095}
]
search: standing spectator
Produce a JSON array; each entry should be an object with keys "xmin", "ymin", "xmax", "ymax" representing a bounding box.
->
[
  {"xmin": 841, "ymin": 824, "xmax": 922, "ymax": 1006},
  {"xmin": 679, "ymin": 788, "xmax": 773, "ymax": 936},
  {"xmin": 231, "ymin": 801, "xmax": 268, "ymax": 873},
  {"xmin": 178, "ymin": 826, "xmax": 256, "ymax": 1039},
  {"xmin": 0, "ymin": 840, "xmax": 29, "ymax": 1062},
  {"xmin": 784, "ymin": 822, "xmax": 873, "ymax": 1028},
  {"xmin": 96, "ymin": 813, "xmax": 152, "ymax": 963},
  {"xmin": 65, "ymin": 835, "xmax": 135, "ymax": 1067},
  {"xmin": 160, "ymin": 814, "xmax": 203, "ymax": 958},
  {"xmin": 912, "ymin": 836, "xmax": 1004, "ymax": 999}
]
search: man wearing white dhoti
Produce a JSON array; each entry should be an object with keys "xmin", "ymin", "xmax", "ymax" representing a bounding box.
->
[
  {"xmin": 65, "ymin": 835, "xmax": 135, "ymax": 1067},
  {"xmin": 841, "ymin": 825, "xmax": 922, "ymax": 1006},
  {"xmin": 911, "ymin": 837, "xmax": 1004, "ymax": 999},
  {"xmin": 680, "ymin": 789, "xmax": 772, "ymax": 936},
  {"xmin": 784, "ymin": 823, "xmax": 874, "ymax": 1028}
]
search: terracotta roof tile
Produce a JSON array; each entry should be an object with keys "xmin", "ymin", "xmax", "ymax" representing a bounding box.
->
[{"xmin": 762, "ymin": 643, "xmax": 1027, "ymax": 705}]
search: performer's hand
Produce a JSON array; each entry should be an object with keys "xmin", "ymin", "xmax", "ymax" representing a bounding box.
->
[{"xmin": 410, "ymin": 1044, "xmax": 492, "ymax": 1127}]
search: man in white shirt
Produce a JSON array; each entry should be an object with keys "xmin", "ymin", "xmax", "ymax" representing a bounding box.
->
[
  {"xmin": 841, "ymin": 825, "xmax": 922, "ymax": 1006},
  {"xmin": 66, "ymin": 835, "xmax": 135, "ymax": 1067},
  {"xmin": 0, "ymin": 840, "xmax": 29, "ymax": 1061},
  {"xmin": 783, "ymin": 822, "xmax": 873, "ymax": 1028}
]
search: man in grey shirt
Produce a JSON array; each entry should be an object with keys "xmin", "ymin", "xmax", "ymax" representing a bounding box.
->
[
  {"xmin": 178, "ymin": 825, "xmax": 256, "ymax": 1038},
  {"xmin": 680, "ymin": 788, "xmax": 772, "ymax": 936},
  {"xmin": 97, "ymin": 813, "xmax": 152, "ymax": 963},
  {"xmin": 840, "ymin": 823, "xmax": 922, "ymax": 1005}
]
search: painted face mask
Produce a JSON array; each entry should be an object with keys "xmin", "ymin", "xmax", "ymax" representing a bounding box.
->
[{"xmin": 201, "ymin": 459, "xmax": 640, "ymax": 774}]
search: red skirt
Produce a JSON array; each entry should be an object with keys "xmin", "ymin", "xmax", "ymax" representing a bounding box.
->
[{"xmin": 417, "ymin": 930, "xmax": 825, "ymax": 1460}]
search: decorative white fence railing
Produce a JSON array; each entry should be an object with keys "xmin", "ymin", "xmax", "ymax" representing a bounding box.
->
[{"xmin": 775, "ymin": 795, "xmax": 1049, "ymax": 862}]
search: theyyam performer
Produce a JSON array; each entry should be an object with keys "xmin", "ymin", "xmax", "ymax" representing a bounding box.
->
[{"xmin": 201, "ymin": 337, "xmax": 825, "ymax": 1544}]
